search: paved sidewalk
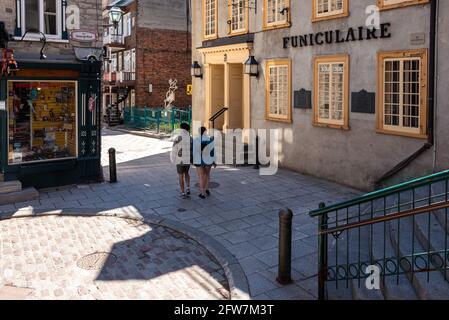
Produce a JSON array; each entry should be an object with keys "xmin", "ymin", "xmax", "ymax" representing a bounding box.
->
[
  {"xmin": 0, "ymin": 215, "xmax": 229, "ymax": 300},
  {"xmin": 3, "ymin": 129, "xmax": 360, "ymax": 300}
]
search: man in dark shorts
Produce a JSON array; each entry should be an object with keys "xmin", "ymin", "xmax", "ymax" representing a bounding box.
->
[{"xmin": 172, "ymin": 122, "xmax": 192, "ymax": 198}]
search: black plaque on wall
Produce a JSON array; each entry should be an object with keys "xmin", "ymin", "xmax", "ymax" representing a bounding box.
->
[
  {"xmin": 294, "ymin": 89, "xmax": 312, "ymax": 109},
  {"xmin": 351, "ymin": 90, "xmax": 375, "ymax": 114}
]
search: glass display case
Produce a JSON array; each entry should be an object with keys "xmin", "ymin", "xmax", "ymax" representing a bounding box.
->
[{"xmin": 7, "ymin": 81, "xmax": 78, "ymax": 164}]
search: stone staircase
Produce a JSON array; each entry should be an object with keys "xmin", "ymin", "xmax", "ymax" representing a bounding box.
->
[
  {"xmin": 0, "ymin": 175, "xmax": 39, "ymax": 206},
  {"xmin": 324, "ymin": 183, "xmax": 449, "ymax": 300},
  {"xmin": 217, "ymin": 138, "xmax": 253, "ymax": 167}
]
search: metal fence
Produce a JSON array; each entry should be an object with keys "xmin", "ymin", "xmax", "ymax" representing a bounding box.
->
[
  {"xmin": 309, "ymin": 170, "xmax": 449, "ymax": 300},
  {"xmin": 123, "ymin": 106, "xmax": 192, "ymax": 134}
]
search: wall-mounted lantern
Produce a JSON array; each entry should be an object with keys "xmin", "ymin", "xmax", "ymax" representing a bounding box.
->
[
  {"xmin": 109, "ymin": 6, "xmax": 124, "ymax": 29},
  {"xmin": 191, "ymin": 61, "xmax": 203, "ymax": 79},
  {"xmin": 244, "ymin": 55, "xmax": 259, "ymax": 77}
]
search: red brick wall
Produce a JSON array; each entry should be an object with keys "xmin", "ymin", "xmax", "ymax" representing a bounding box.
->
[{"xmin": 135, "ymin": 28, "xmax": 192, "ymax": 109}]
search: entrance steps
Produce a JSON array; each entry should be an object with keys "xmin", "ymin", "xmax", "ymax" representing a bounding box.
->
[
  {"xmin": 0, "ymin": 181, "xmax": 22, "ymax": 194},
  {"xmin": 0, "ymin": 180, "xmax": 39, "ymax": 206},
  {"xmin": 217, "ymin": 139, "xmax": 253, "ymax": 167}
]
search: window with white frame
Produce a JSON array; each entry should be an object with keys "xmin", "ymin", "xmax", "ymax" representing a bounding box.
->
[
  {"xmin": 266, "ymin": 60, "xmax": 291, "ymax": 122},
  {"xmin": 110, "ymin": 53, "xmax": 117, "ymax": 72},
  {"xmin": 123, "ymin": 13, "xmax": 132, "ymax": 37},
  {"xmin": 131, "ymin": 49, "xmax": 136, "ymax": 73},
  {"xmin": 313, "ymin": 55, "xmax": 349, "ymax": 128},
  {"xmin": 229, "ymin": 0, "xmax": 247, "ymax": 34},
  {"xmin": 21, "ymin": 0, "xmax": 62, "ymax": 38},
  {"xmin": 314, "ymin": 0, "xmax": 347, "ymax": 20},
  {"xmin": 104, "ymin": 59, "xmax": 109, "ymax": 73},
  {"xmin": 124, "ymin": 50, "xmax": 131, "ymax": 72},
  {"xmin": 204, "ymin": 0, "xmax": 217, "ymax": 38},
  {"xmin": 118, "ymin": 52, "xmax": 123, "ymax": 71},
  {"xmin": 378, "ymin": 50, "xmax": 428, "ymax": 136},
  {"xmin": 123, "ymin": 49, "xmax": 135, "ymax": 73},
  {"xmin": 265, "ymin": 0, "xmax": 289, "ymax": 28}
]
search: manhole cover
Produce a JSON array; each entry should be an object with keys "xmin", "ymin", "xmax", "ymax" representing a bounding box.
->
[
  {"xmin": 178, "ymin": 208, "xmax": 186, "ymax": 212},
  {"xmin": 77, "ymin": 252, "xmax": 117, "ymax": 270},
  {"xmin": 195, "ymin": 182, "xmax": 220, "ymax": 189}
]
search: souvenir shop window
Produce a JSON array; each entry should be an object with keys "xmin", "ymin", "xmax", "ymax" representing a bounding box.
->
[{"xmin": 7, "ymin": 81, "xmax": 78, "ymax": 164}]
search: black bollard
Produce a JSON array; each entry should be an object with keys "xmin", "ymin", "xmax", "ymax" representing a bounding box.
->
[
  {"xmin": 277, "ymin": 208, "xmax": 293, "ymax": 285},
  {"xmin": 253, "ymin": 135, "xmax": 260, "ymax": 170},
  {"xmin": 109, "ymin": 148, "xmax": 117, "ymax": 183}
]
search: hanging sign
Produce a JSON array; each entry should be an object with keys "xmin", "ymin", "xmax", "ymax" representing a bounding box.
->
[{"xmin": 69, "ymin": 31, "xmax": 97, "ymax": 42}]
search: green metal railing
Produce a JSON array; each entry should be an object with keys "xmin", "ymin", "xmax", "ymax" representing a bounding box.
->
[
  {"xmin": 309, "ymin": 170, "xmax": 449, "ymax": 300},
  {"xmin": 123, "ymin": 106, "xmax": 192, "ymax": 134}
]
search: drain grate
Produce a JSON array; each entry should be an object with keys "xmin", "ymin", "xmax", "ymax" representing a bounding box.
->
[{"xmin": 77, "ymin": 252, "xmax": 117, "ymax": 270}]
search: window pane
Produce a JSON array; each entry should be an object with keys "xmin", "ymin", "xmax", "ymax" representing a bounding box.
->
[
  {"xmin": 267, "ymin": 0, "xmax": 287, "ymax": 24},
  {"xmin": 402, "ymin": 58, "xmax": 420, "ymax": 129},
  {"xmin": 205, "ymin": 0, "xmax": 216, "ymax": 36},
  {"xmin": 231, "ymin": 0, "xmax": 246, "ymax": 31},
  {"xmin": 317, "ymin": 62, "xmax": 344, "ymax": 122},
  {"xmin": 8, "ymin": 81, "xmax": 78, "ymax": 164},
  {"xmin": 383, "ymin": 56, "xmax": 421, "ymax": 131},
  {"xmin": 25, "ymin": 0, "xmax": 40, "ymax": 32},
  {"xmin": 269, "ymin": 64, "xmax": 289, "ymax": 118},
  {"xmin": 44, "ymin": 0, "xmax": 57, "ymax": 35},
  {"xmin": 317, "ymin": 0, "xmax": 343, "ymax": 15},
  {"xmin": 44, "ymin": 0, "xmax": 56, "ymax": 13}
]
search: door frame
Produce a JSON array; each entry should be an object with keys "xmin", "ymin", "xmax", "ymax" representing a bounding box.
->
[{"xmin": 199, "ymin": 43, "xmax": 252, "ymax": 131}]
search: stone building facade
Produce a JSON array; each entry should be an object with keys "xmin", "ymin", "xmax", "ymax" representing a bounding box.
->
[{"xmin": 191, "ymin": 0, "xmax": 449, "ymax": 190}]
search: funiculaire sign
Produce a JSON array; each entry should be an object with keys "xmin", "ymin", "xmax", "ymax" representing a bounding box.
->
[{"xmin": 283, "ymin": 23, "xmax": 392, "ymax": 49}]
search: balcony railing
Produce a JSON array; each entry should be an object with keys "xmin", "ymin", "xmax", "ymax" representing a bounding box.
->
[
  {"xmin": 118, "ymin": 71, "xmax": 136, "ymax": 83},
  {"xmin": 104, "ymin": 34, "xmax": 124, "ymax": 46}
]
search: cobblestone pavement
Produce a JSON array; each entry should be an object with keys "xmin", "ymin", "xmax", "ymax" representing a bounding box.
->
[
  {"xmin": 3, "ymin": 128, "xmax": 361, "ymax": 300},
  {"xmin": 0, "ymin": 215, "xmax": 229, "ymax": 300}
]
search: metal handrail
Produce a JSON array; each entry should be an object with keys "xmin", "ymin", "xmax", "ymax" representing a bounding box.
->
[
  {"xmin": 321, "ymin": 201, "xmax": 449, "ymax": 236},
  {"xmin": 209, "ymin": 107, "xmax": 228, "ymax": 129},
  {"xmin": 310, "ymin": 169, "xmax": 449, "ymax": 217},
  {"xmin": 310, "ymin": 169, "xmax": 449, "ymax": 300}
]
